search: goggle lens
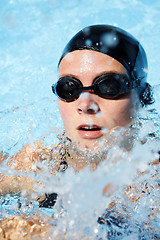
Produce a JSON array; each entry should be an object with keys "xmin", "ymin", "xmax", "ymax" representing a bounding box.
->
[
  {"xmin": 94, "ymin": 78, "xmax": 122, "ymax": 98},
  {"xmin": 54, "ymin": 76, "xmax": 82, "ymax": 101}
]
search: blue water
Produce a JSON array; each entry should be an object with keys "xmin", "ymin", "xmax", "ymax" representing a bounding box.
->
[
  {"xmin": 1, "ymin": 0, "xmax": 160, "ymax": 151},
  {"xmin": 0, "ymin": 0, "xmax": 160, "ymax": 239}
]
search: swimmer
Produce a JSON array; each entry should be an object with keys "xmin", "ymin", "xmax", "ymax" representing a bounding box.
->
[
  {"xmin": 0, "ymin": 24, "xmax": 159, "ymax": 239},
  {"xmin": 0, "ymin": 24, "xmax": 155, "ymax": 197}
]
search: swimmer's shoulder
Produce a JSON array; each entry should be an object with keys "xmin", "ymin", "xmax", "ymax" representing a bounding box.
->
[
  {"xmin": 7, "ymin": 140, "xmax": 59, "ymax": 172},
  {"xmin": 0, "ymin": 141, "xmax": 61, "ymax": 197}
]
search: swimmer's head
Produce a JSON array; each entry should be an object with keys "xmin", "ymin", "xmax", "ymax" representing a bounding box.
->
[
  {"xmin": 53, "ymin": 25, "xmax": 154, "ymax": 150},
  {"xmin": 58, "ymin": 24, "xmax": 154, "ymax": 106}
]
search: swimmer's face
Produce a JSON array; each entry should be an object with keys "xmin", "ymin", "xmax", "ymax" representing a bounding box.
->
[{"xmin": 58, "ymin": 50, "xmax": 134, "ymax": 150}]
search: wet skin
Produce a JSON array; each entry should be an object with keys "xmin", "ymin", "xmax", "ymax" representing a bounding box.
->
[{"xmin": 58, "ymin": 50, "xmax": 134, "ymax": 150}]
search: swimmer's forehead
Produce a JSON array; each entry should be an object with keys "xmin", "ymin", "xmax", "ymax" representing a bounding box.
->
[{"xmin": 58, "ymin": 50, "xmax": 127, "ymax": 78}]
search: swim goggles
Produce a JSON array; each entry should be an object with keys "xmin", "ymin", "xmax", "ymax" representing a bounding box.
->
[{"xmin": 52, "ymin": 73, "xmax": 135, "ymax": 102}]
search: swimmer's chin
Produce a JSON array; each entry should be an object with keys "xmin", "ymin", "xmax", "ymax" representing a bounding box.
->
[{"xmin": 73, "ymin": 137, "xmax": 109, "ymax": 153}]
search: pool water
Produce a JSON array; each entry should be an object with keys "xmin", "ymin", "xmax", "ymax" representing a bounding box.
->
[{"xmin": 0, "ymin": 0, "xmax": 160, "ymax": 239}]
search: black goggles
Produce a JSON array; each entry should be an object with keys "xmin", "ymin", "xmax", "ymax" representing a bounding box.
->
[{"xmin": 52, "ymin": 73, "xmax": 134, "ymax": 102}]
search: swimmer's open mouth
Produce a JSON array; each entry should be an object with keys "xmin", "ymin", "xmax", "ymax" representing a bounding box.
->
[
  {"xmin": 78, "ymin": 125, "xmax": 102, "ymax": 131},
  {"xmin": 77, "ymin": 125, "xmax": 103, "ymax": 139}
]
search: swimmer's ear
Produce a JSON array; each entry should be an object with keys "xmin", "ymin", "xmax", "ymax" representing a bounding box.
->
[{"xmin": 140, "ymin": 83, "xmax": 155, "ymax": 106}]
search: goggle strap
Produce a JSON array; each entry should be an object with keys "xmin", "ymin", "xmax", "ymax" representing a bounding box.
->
[{"xmin": 52, "ymin": 85, "xmax": 55, "ymax": 93}]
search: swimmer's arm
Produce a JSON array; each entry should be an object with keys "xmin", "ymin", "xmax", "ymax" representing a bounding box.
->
[
  {"xmin": 0, "ymin": 214, "xmax": 53, "ymax": 239},
  {"xmin": 0, "ymin": 142, "xmax": 56, "ymax": 197},
  {"xmin": 7, "ymin": 141, "xmax": 55, "ymax": 172},
  {"xmin": 0, "ymin": 143, "xmax": 40, "ymax": 173},
  {"xmin": 0, "ymin": 148, "xmax": 37, "ymax": 196}
]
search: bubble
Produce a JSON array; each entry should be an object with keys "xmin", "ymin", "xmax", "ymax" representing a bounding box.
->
[
  {"xmin": 31, "ymin": 164, "xmax": 37, "ymax": 171},
  {"xmin": 79, "ymin": 92, "xmax": 90, "ymax": 100},
  {"xmin": 101, "ymin": 32, "xmax": 119, "ymax": 48},
  {"xmin": 84, "ymin": 120, "xmax": 93, "ymax": 127},
  {"xmin": 94, "ymin": 228, "xmax": 99, "ymax": 233},
  {"xmin": 143, "ymin": 67, "xmax": 148, "ymax": 73},
  {"xmin": 96, "ymin": 112, "xmax": 102, "ymax": 118},
  {"xmin": 31, "ymin": 192, "xmax": 38, "ymax": 200},
  {"xmin": 90, "ymin": 101, "xmax": 99, "ymax": 112},
  {"xmin": 40, "ymin": 66, "xmax": 45, "ymax": 73},
  {"xmin": 82, "ymin": 26, "xmax": 91, "ymax": 36},
  {"xmin": 64, "ymin": 53, "xmax": 74, "ymax": 63},
  {"xmin": 106, "ymin": 58, "xmax": 114, "ymax": 66},
  {"xmin": 21, "ymin": 190, "xmax": 27, "ymax": 197},
  {"xmin": 69, "ymin": 219, "xmax": 75, "ymax": 227},
  {"xmin": 100, "ymin": 45, "xmax": 108, "ymax": 53},
  {"xmin": 101, "ymin": 128, "xmax": 108, "ymax": 134},
  {"xmin": 85, "ymin": 39, "xmax": 92, "ymax": 47}
]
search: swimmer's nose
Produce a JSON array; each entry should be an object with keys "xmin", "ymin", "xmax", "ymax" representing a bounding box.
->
[{"xmin": 77, "ymin": 92, "xmax": 100, "ymax": 114}]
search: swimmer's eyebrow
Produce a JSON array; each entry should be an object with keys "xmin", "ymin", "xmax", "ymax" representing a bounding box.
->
[
  {"xmin": 58, "ymin": 74, "xmax": 79, "ymax": 79},
  {"xmin": 59, "ymin": 71, "xmax": 128, "ymax": 80},
  {"xmin": 95, "ymin": 71, "xmax": 128, "ymax": 76}
]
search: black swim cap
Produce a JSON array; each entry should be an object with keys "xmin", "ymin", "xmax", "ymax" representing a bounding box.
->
[{"xmin": 59, "ymin": 25, "xmax": 154, "ymax": 105}]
